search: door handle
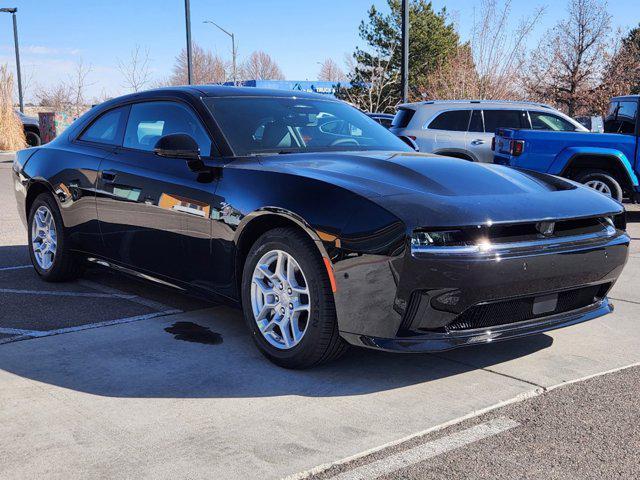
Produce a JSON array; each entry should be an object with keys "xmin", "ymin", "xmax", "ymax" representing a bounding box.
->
[
  {"xmin": 471, "ymin": 139, "xmax": 486, "ymax": 145},
  {"xmin": 102, "ymin": 170, "xmax": 117, "ymax": 182}
]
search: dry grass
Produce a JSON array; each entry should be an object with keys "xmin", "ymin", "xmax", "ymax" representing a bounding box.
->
[{"xmin": 0, "ymin": 64, "xmax": 26, "ymax": 151}]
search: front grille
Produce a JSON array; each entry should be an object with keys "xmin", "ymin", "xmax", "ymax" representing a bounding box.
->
[{"xmin": 446, "ymin": 284, "xmax": 608, "ymax": 331}]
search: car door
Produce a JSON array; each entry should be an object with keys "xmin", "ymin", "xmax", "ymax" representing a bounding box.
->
[
  {"xmin": 424, "ymin": 110, "xmax": 470, "ymax": 156},
  {"xmin": 62, "ymin": 105, "xmax": 129, "ymax": 253},
  {"xmin": 464, "ymin": 109, "xmax": 492, "ymax": 162},
  {"xmin": 475, "ymin": 109, "xmax": 528, "ymax": 163},
  {"xmin": 95, "ymin": 100, "xmax": 219, "ymax": 286}
]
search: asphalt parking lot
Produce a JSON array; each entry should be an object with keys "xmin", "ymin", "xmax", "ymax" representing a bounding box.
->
[{"xmin": 1, "ymin": 151, "xmax": 639, "ymax": 479}]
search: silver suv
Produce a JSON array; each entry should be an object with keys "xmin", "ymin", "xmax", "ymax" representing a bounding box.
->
[{"xmin": 389, "ymin": 100, "xmax": 587, "ymax": 163}]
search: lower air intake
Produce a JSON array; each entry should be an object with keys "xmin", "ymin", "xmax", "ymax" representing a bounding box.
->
[{"xmin": 446, "ymin": 284, "xmax": 607, "ymax": 331}]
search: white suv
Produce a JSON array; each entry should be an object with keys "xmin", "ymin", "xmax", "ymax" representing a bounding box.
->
[{"xmin": 389, "ymin": 100, "xmax": 587, "ymax": 163}]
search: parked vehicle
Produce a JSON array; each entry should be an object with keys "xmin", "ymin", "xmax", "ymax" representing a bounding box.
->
[
  {"xmin": 493, "ymin": 95, "xmax": 639, "ymax": 202},
  {"xmin": 13, "ymin": 86, "xmax": 629, "ymax": 368},
  {"xmin": 575, "ymin": 115, "xmax": 604, "ymax": 133},
  {"xmin": 366, "ymin": 112, "xmax": 395, "ymax": 128},
  {"xmin": 389, "ymin": 100, "xmax": 587, "ymax": 163},
  {"xmin": 16, "ymin": 111, "xmax": 41, "ymax": 147}
]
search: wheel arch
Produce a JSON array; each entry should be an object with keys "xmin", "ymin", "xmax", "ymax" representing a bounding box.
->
[
  {"xmin": 25, "ymin": 180, "xmax": 56, "ymax": 220},
  {"xmin": 559, "ymin": 153, "xmax": 638, "ymax": 191},
  {"xmin": 233, "ymin": 208, "xmax": 333, "ymax": 297}
]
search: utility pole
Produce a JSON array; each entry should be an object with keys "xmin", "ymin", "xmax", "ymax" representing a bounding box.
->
[
  {"xmin": 400, "ymin": 0, "xmax": 409, "ymax": 104},
  {"xmin": 184, "ymin": 0, "xmax": 193, "ymax": 84},
  {"xmin": 203, "ymin": 20, "xmax": 237, "ymax": 84},
  {"xmin": 1, "ymin": 7, "xmax": 23, "ymax": 112}
]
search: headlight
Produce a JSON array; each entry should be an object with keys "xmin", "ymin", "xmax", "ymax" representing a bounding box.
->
[{"xmin": 411, "ymin": 230, "xmax": 470, "ymax": 248}]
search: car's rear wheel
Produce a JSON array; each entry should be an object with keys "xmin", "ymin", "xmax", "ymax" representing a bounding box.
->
[
  {"xmin": 25, "ymin": 131, "xmax": 41, "ymax": 147},
  {"xmin": 241, "ymin": 227, "xmax": 348, "ymax": 369},
  {"xmin": 575, "ymin": 170, "xmax": 623, "ymax": 202},
  {"xmin": 28, "ymin": 193, "xmax": 83, "ymax": 282}
]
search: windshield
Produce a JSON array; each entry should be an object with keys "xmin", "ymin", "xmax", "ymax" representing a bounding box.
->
[{"xmin": 204, "ymin": 96, "xmax": 412, "ymax": 156}]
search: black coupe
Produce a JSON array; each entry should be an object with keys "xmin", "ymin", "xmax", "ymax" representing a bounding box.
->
[{"xmin": 13, "ymin": 86, "xmax": 630, "ymax": 368}]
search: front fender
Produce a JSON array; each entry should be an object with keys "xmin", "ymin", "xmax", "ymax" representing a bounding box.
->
[{"xmin": 550, "ymin": 147, "xmax": 638, "ymax": 186}]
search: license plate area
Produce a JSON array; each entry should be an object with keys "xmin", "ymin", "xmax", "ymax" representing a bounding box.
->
[{"xmin": 532, "ymin": 293, "xmax": 559, "ymax": 315}]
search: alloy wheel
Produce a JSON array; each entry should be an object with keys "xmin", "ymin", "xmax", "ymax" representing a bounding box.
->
[
  {"xmin": 31, "ymin": 205, "xmax": 57, "ymax": 270},
  {"xmin": 250, "ymin": 249, "xmax": 311, "ymax": 350},
  {"xmin": 584, "ymin": 179, "xmax": 612, "ymax": 197}
]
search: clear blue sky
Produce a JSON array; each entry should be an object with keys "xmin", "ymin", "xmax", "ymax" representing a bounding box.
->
[{"xmin": 0, "ymin": 0, "xmax": 638, "ymax": 101}]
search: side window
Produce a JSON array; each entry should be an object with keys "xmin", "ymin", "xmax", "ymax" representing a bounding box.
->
[
  {"xmin": 79, "ymin": 107, "xmax": 127, "ymax": 145},
  {"xmin": 529, "ymin": 111, "xmax": 577, "ymax": 131},
  {"xmin": 468, "ymin": 110, "xmax": 484, "ymax": 132},
  {"xmin": 616, "ymin": 101, "xmax": 638, "ymax": 134},
  {"xmin": 427, "ymin": 110, "xmax": 470, "ymax": 131},
  {"xmin": 124, "ymin": 101, "xmax": 211, "ymax": 155},
  {"xmin": 483, "ymin": 110, "xmax": 527, "ymax": 133}
]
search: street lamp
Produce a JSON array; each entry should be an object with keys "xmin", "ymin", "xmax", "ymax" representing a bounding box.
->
[
  {"xmin": 184, "ymin": 0, "xmax": 193, "ymax": 84},
  {"xmin": 1, "ymin": 7, "xmax": 23, "ymax": 112},
  {"xmin": 203, "ymin": 20, "xmax": 237, "ymax": 85}
]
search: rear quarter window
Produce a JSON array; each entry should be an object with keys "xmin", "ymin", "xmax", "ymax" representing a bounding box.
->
[
  {"xmin": 391, "ymin": 108, "xmax": 416, "ymax": 128},
  {"xmin": 427, "ymin": 110, "xmax": 471, "ymax": 131}
]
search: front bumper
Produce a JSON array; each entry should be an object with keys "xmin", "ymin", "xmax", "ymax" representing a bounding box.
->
[
  {"xmin": 341, "ymin": 298, "xmax": 612, "ymax": 352},
  {"xmin": 334, "ymin": 230, "xmax": 629, "ymax": 352}
]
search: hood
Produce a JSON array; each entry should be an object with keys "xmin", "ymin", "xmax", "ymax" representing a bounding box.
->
[{"xmin": 236, "ymin": 151, "xmax": 624, "ymax": 227}]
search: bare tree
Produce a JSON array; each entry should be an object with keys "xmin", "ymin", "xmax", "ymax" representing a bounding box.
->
[
  {"xmin": 69, "ymin": 60, "xmax": 93, "ymax": 117},
  {"xmin": 318, "ymin": 58, "xmax": 346, "ymax": 82},
  {"xmin": 524, "ymin": 0, "xmax": 612, "ymax": 116},
  {"xmin": 470, "ymin": 0, "xmax": 545, "ymax": 99},
  {"xmin": 169, "ymin": 44, "xmax": 228, "ymax": 85},
  {"xmin": 419, "ymin": 44, "xmax": 480, "ymax": 100},
  {"xmin": 339, "ymin": 48, "xmax": 399, "ymax": 113},
  {"xmin": 241, "ymin": 51, "xmax": 285, "ymax": 80},
  {"xmin": 118, "ymin": 45, "xmax": 152, "ymax": 93},
  {"xmin": 34, "ymin": 82, "xmax": 73, "ymax": 112}
]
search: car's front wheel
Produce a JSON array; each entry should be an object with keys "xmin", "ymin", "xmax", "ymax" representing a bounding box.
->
[
  {"xmin": 25, "ymin": 131, "xmax": 41, "ymax": 147},
  {"xmin": 241, "ymin": 227, "xmax": 348, "ymax": 369},
  {"xmin": 28, "ymin": 193, "xmax": 83, "ymax": 282}
]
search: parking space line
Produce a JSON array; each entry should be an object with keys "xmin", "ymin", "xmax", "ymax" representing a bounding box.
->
[
  {"xmin": 78, "ymin": 279, "xmax": 176, "ymax": 312},
  {"xmin": 0, "ymin": 309, "xmax": 182, "ymax": 344},
  {"xmin": 0, "ymin": 327, "xmax": 35, "ymax": 335},
  {"xmin": 0, "ymin": 288, "xmax": 137, "ymax": 299},
  {"xmin": 322, "ymin": 417, "xmax": 519, "ymax": 480},
  {"xmin": 0, "ymin": 265, "xmax": 31, "ymax": 272}
]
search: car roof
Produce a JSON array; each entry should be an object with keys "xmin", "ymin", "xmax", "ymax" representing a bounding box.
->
[
  {"xmin": 139, "ymin": 85, "xmax": 336, "ymax": 101},
  {"xmin": 397, "ymin": 99, "xmax": 553, "ymax": 110},
  {"xmin": 611, "ymin": 95, "xmax": 640, "ymax": 102}
]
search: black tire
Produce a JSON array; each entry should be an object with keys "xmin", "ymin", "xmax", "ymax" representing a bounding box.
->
[
  {"xmin": 574, "ymin": 169, "xmax": 623, "ymax": 202},
  {"xmin": 28, "ymin": 192, "xmax": 83, "ymax": 282},
  {"xmin": 25, "ymin": 131, "xmax": 41, "ymax": 147},
  {"xmin": 241, "ymin": 227, "xmax": 348, "ymax": 369}
]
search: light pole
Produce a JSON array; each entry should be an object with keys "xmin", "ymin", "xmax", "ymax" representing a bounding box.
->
[
  {"xmin": 203, "ymin": 20, "xmax": 237, "ymax": 85},
  {"xmin": 1, "ymin": 7, "xmax": 23, "ymax": 112},
  {"xmin": 184, "ymin": 0, "xmax": 193, "ymax": 84},
  {"xmin": 400, "ymin": 0, "xmax": 409, "ymax": 104}
]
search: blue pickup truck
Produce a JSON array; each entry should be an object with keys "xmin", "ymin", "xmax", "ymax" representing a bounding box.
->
[{"xmin": 493, "ymin": 95, "xmax": 639, "ymax": 202}]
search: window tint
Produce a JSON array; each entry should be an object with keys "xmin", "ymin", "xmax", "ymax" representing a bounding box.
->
[
  {"xmin": 428, "ymin": 110, "xmax": 470, "ymax": 131},
  {"xmin": 529, "ymin": 111, "xmax": 577, "ymax": 131},
  {"xmin": 124, "ymin": 101, "xmax": 211, "ymax": 155},
  {"xmin": 604, "ymin": 101, "xmax": 637, "ymax": 134},
  {"xmin": 79, "ymin": 107, "xmax": 126, "ymax": 145},
  {"xmin": 391, "ymin": 108, "xmax": 416, "ymax": 128},
  {"xmin": 468, "ymin": 109, "xmax": 484, "ymax": 132},
  {"xmin": 483, "ymin": 110, "xmax": 527, "ymax": 133}
]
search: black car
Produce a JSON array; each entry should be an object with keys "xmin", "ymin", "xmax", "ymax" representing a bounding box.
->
[
  {"xmin": 13, "ymin": 86, "xmax": 630, "ymax": 368},
  {"xmin": 16, "ymin": 110, "xmax": 41, "ymax": 147}
]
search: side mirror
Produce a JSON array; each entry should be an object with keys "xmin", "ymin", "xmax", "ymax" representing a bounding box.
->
[{"xmin": 154, "ymin": 133, "xmax": 204, "ymax": 171}]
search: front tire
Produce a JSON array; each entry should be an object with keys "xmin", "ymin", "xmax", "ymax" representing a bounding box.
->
[
  {"xmin": 575, "ymin": 170, "xmax": 623, "ymax": 202},
  {"xmin": 241, "ymin": 227, "xmax": 348, "ymax": 369},
  {"xmin": 25, "ymin": 131, "xmax": 41, "ymax": 147},
  {"xmin": 28, "ymin": 192, "xmax": 83, "ymax": 282}
]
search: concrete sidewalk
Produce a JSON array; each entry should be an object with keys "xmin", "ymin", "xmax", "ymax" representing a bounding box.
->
[{"xmin": 1, "ymin": 294, "xmax": 639, "ymax": 479}]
